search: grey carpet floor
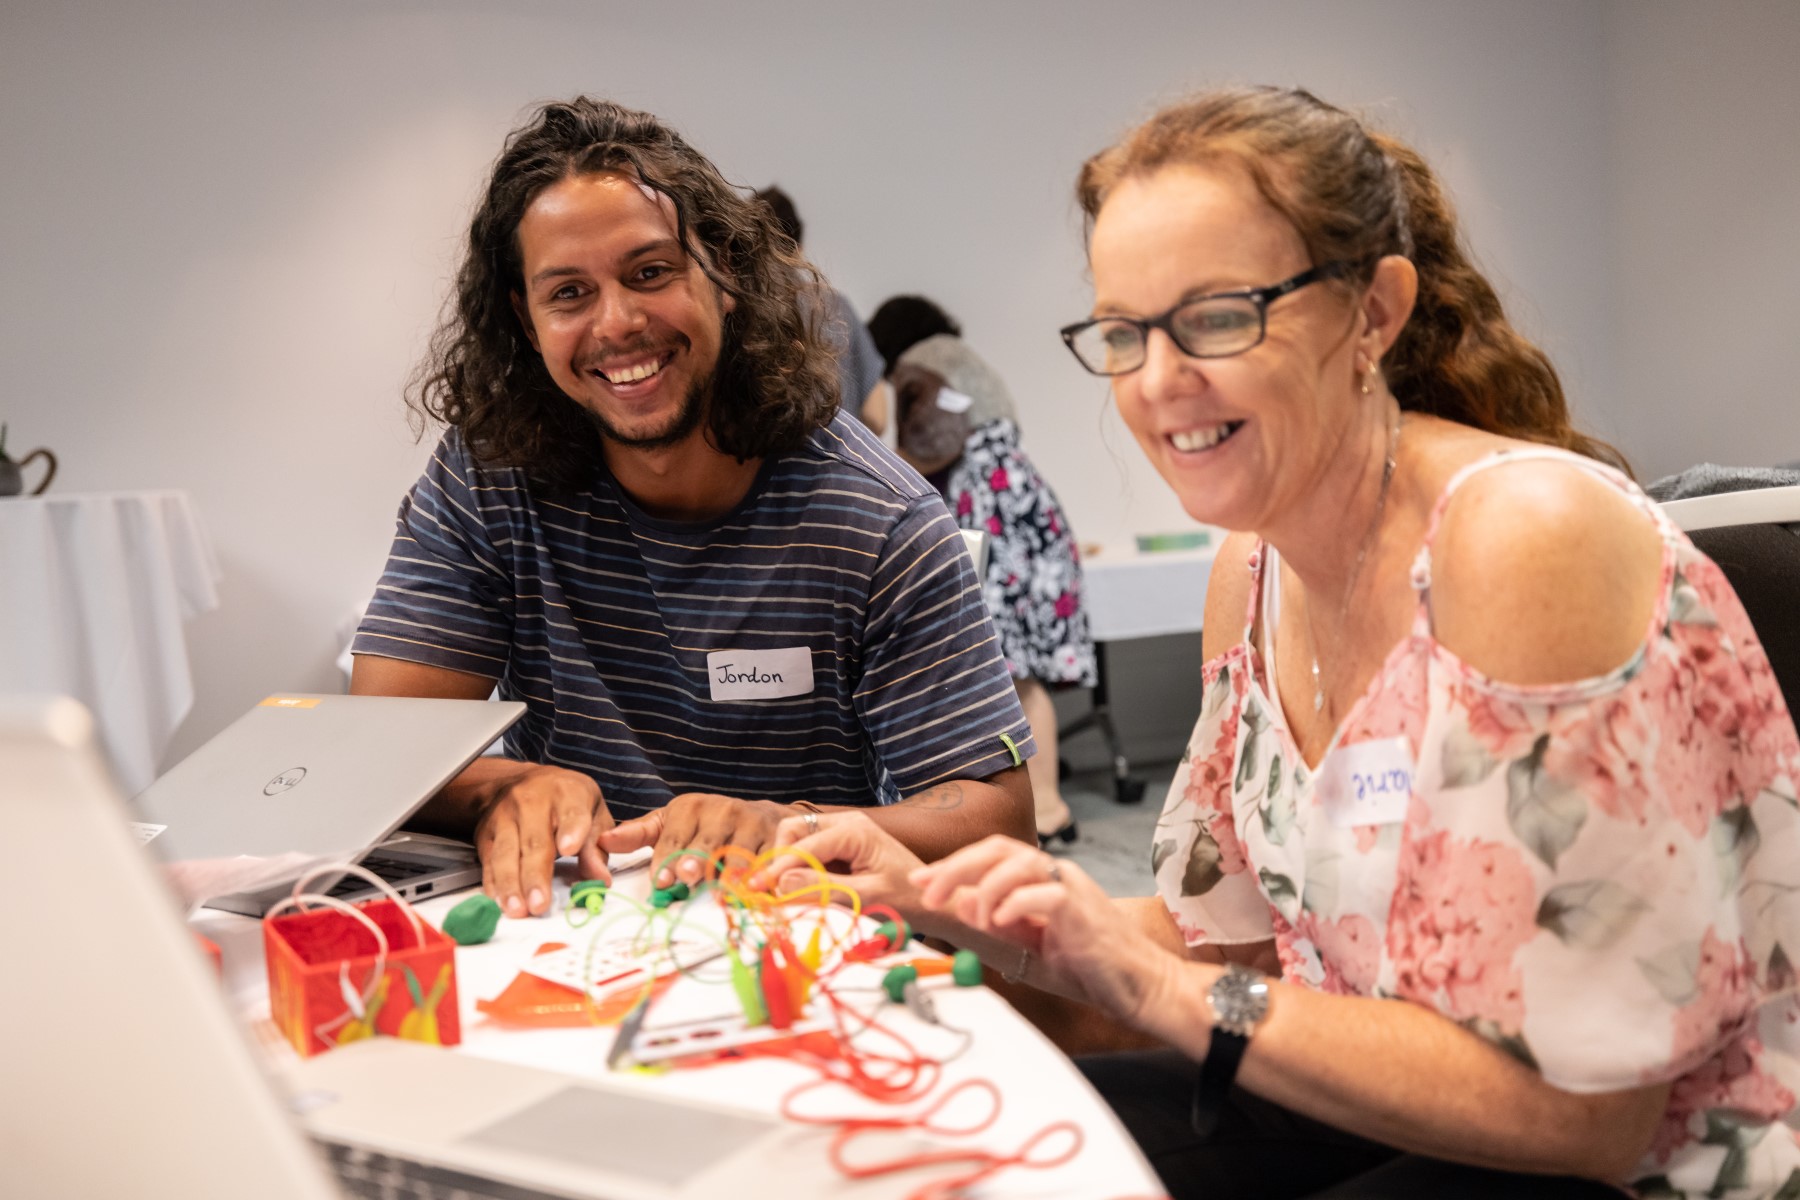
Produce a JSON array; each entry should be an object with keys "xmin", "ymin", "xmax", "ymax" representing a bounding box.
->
[{"xmin": 1044, "ymin": 763, "xmax": 1174, "ymax": 897}]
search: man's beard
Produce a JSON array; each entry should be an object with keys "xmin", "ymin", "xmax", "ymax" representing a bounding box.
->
[{"xmin": 588, "ymin": 369, "xmax": 711, "ymax": 451}]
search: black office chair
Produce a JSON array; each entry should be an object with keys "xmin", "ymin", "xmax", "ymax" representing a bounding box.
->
[{"xmin": 1660, "ymin": 485, "xmax": 1800, "ymax": 719}]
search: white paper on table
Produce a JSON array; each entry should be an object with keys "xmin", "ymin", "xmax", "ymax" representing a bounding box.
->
[
  {"xmin": 604, "ymin": 845, "xmax": 654, "ymax": 875},
  {"xmin": 158, "ymin": 848, "xmax": 360, "ymax": 910},
  {"xmin": 519, "ymin": 936, "xmax": 724, "ymax": 995},
  {"xmin": 534, "ymin": 895, "xmax": 887, "ymax": 1063}
]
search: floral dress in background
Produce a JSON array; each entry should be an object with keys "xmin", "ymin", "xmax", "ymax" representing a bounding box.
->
[
  {"xmin": 945, "ymin": 419, "xmax": 1097, "ymax": 688},
  {"xmin": 1153, "ymin": 449, "xmax": 1800, "ymax": 1199}
]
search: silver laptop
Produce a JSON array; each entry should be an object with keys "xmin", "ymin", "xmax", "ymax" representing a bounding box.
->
[
  {"xmin": 2, "ymin": 695, "xmax": 929, "ymax": 1200},
  {"xmin": 132, "ymin": 692, "xmax": 524, "ymax": 915}
]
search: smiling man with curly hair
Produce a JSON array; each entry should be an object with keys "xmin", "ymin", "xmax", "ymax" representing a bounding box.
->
[{"xmin": 350, "ymin": 98, "xmax": 1033, "ymax": 918}]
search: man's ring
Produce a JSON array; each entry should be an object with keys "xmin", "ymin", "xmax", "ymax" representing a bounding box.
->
[{"xmin": 804, "ymin": 811, "xmax": 820, "ymax": 837}]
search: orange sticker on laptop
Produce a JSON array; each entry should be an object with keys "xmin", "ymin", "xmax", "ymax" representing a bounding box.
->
[{"xmin": 258, "ymin": 696, "xmax": 320, "ymax": 709}]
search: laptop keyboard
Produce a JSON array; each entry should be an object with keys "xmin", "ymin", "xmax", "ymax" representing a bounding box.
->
[
  {"xmin": 319, "ymin": 1140, "xmax": 579, "ymax": 1200},
  {"xmin": 326, "ymin": 854, "xmax": 438, "ymax": 898}
]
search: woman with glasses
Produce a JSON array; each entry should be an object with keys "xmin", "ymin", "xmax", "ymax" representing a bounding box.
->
[{"xmin": 761, "ymin": 86, "xmax": 1800, "ymax": 1200}]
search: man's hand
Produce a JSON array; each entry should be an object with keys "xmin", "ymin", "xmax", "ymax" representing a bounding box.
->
[
  {"xmin": 474, "ymin": 762, "xmax": 613, "ymax": 918},
  {"xmin": 597, "ymin": 792, "xmax": 789, "ymax": 888}
]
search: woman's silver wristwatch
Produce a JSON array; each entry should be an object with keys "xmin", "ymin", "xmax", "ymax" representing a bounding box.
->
[{"xmin": 1191, "ymin": 963, "xmax": 1271, "ymax": 1138}]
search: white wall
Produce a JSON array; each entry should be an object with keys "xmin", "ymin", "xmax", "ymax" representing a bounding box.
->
[
  {"xmin": 1603, "ymin": 0, "xmax": 1800, "ymax": 479},
  {"xmin": 1, "ymin": 1, "xmax": 1790, "ymax": 768}
]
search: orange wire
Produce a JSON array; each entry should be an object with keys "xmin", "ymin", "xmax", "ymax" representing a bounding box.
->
[{"xmin": 642, "ymin": 840, "xmax": 1083, "ymax": 1198}]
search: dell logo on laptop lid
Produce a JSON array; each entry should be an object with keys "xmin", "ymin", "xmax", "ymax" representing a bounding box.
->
[{"xmin": 264, "ymin": 768, "xmax": 307, "ymax": 796}]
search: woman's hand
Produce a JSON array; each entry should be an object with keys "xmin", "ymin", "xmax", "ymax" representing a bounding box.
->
[
  {"xmin": 752, "ymin": 810, "xmax": 929, "ymax": 921},
  {"xmin": 910, "ymin": 835, "xmax": 1179, "ymax": 1026}
]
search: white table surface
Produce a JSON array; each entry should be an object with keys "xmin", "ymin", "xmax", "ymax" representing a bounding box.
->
[
  {"xmin": 1081, "ymin": 541, "xmax": 1218, "ymax": 642},
  {"xmin": 0, "ymin": 491, "xmax": 220, "ymax": 793},
  {"xmin": 195, "ymin": 867, "xmax": 1163, "ymax": 1199}
]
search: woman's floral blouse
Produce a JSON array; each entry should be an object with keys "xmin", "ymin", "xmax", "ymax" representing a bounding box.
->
[{"xmin": 1154, "ymin": 450, "xmax": 1800, "ymax": 1199}]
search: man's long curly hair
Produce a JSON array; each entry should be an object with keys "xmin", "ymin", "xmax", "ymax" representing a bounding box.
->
[{"xmin": 409, "ymin": 98, "xmax": 840, "ymax": 493}]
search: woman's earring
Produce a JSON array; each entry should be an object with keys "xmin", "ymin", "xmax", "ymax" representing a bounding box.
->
[{"xmin": 1359, "ymin": 358, "xmax": 1373, "ymax": 396}]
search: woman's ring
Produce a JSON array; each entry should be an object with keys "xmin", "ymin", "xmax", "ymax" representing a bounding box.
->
[
  {"xmin": 1046, "ymin": 858, "xmax": 1063, "ymax": 884},
  {"xmin": 804, "ymin": 811, "xmax": 820, "ymax": 837}
]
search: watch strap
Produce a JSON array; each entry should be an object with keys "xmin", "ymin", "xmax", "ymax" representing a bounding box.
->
[{"xmin": 1190, "ymin": 1027, "xmax": 1247, "ymax": 1139}]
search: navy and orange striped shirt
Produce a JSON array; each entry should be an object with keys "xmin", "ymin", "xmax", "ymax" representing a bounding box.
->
[{"xmin": 354, "ymin": 414, "xmax": 1034, "ymax": 818}]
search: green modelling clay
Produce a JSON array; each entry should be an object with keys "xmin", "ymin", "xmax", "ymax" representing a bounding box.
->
[
  {"xmin": 569, "ymin": 879, "xmax": 608, "ymax": 901},
  {"xmin": 951, "ymin": 949, "xmax": 982, "ymax": 987},
  {"xmin": 649, "ymin": 887, "xmax": 674, "ymax": 909},
  {"xmin": 669, "ymin": 880, "xmax": 691, "ymax": 902},
  {"xmin": 882, "ymin": 964, "xmax": 918, "ymax": 1004},
  {"xmin": 442, "ymin": 894, "xmax": 502, "ymax": 945}
]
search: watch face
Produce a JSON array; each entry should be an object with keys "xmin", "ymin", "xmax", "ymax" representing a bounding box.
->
[{"xmin": 1211, "ymin": 966, "xmax": 1270, "ymax": 1034}]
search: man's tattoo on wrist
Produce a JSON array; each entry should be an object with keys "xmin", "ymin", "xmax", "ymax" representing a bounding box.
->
[{"xmin": 902, "ymin": 782, "xmax": 965, "ymax": 811}]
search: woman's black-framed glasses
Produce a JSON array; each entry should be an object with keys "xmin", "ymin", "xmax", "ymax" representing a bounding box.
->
[{"xmin": 1059, "ymin": 261, "xmax": 1354, "ymax": 377}]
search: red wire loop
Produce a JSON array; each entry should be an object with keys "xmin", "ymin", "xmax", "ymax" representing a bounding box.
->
[
  {"xmin": 658, "ymin": 869, "xmax": 1081, "ymax": 1198},
  {"xmin": 831, "ymin": 1112, "xmax": 1083, "ymax": 1199}
]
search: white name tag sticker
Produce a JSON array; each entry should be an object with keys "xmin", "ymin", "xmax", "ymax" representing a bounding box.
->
[
  {"xmin": 1317, "ymin": 737, "xmax": 1415, "ymax": 829},
  {"xmin": 706, "ymin": 647, "xmax": 815, "ymax": 701}
]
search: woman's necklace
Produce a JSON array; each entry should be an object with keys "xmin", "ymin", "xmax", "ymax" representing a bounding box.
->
[{"xmin": 1309, "ymin": 409, "xmax": 1402, "ymax": 716}]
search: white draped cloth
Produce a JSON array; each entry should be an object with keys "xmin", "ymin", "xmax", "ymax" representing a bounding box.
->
[
  {"xmin": 1081, "ymin": 543, "xmax": 1216, "ymax": 641},
  {"xmin": 1, "ymin": 492, "xmax": 220, "ymax": 794}
]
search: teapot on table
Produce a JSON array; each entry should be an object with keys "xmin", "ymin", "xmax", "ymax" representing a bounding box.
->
[{"xmin": 0, "ymin": 423, "xmax": 57, "ymax": 497}]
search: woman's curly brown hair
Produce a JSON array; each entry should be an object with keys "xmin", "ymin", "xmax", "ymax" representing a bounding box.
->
[
  {"xmin": 1077, "ymin": 86, "xmax": 1629, "ymax": 474},
  {"xmin": 409, "ymin": 97, "xmax": 840, "ymax": 493}
]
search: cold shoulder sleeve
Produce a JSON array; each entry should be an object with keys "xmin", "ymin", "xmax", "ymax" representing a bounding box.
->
[
  {"xmin": 1401, "ymin": 537, "xmax": 1800, "ymax": 1097},
  {"xmin": 1394, "ymin": 533, "xmax": 1800, "ymax": 1197},
  {"xmin": 1152, "ymin": 649, "xmax": 1278, "ymax": 946}
]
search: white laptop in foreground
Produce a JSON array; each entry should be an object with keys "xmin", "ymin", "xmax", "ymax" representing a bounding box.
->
[
  {"xmin": 133, "ymin": 692, "xmax": 523, "ymax": 915},
  {"xmin": 2, "ymin": 695, "xmax": 923, "ymax": 1200}
]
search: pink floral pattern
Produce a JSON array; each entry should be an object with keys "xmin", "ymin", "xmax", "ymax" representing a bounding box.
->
[
  {"xmin": 1653, "ymin": 1032, "xmax": 1795, "ymax": 1169},
  {"xmin": 1293, "ymin": 910, "xmax": 1382, "ymax": 995},
  {"xmin": 1670, "ymin": 931, "xmax": 1760, "ymax": 1075},
  {"xmin": 1386, "ymin": 822, "xmax": 1536, "ymax": 1032},
  {"xmin": 1152, "ymin": 450, "xmax": 1800, "ymax": 1200}
]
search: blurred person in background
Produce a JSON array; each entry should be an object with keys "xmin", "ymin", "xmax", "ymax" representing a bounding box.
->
[
  {"xmin": 754, "ymin": 186, "xmax": 888, "ymax": 433},
  {"xmin": 877, "ymin": 304, "xmax": 1098, "ymax": 848},
  {"xmin": 868, "ymin": 293, "xmax": 961, "ymax": 376}
]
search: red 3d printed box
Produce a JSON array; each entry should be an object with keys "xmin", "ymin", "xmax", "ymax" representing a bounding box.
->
[{"xmin": 264, "ymin": 897, "xmax": 459, "ymax": 1057}]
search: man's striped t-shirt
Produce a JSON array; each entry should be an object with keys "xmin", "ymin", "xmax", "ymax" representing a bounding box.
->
[{"xmin": 353, "ymin": 413, "xmax": 1034, "ymax": 818}]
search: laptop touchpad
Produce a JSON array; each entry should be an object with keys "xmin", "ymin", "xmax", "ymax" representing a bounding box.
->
[{"xmin": 463, "ymin": 1085, "xmax": 779, "ymax": 1186}]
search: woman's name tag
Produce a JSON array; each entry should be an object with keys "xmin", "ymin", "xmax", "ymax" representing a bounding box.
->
[
  {"xmin": 706, "ymin": 647, "xmax": 815, "ymax": 701},
  {"xmin": 1317, "ymin": 737, "xmax": 1414, "ymax": 828}
]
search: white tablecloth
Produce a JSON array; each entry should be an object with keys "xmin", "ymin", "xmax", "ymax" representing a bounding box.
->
[
  {"xmin": 1, "ymin": 491, "xmax": 220, "ymax": 794},
  {"xmin": 1082, "ymin": 542, "xmax": 1217, "ymax": 641}
]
